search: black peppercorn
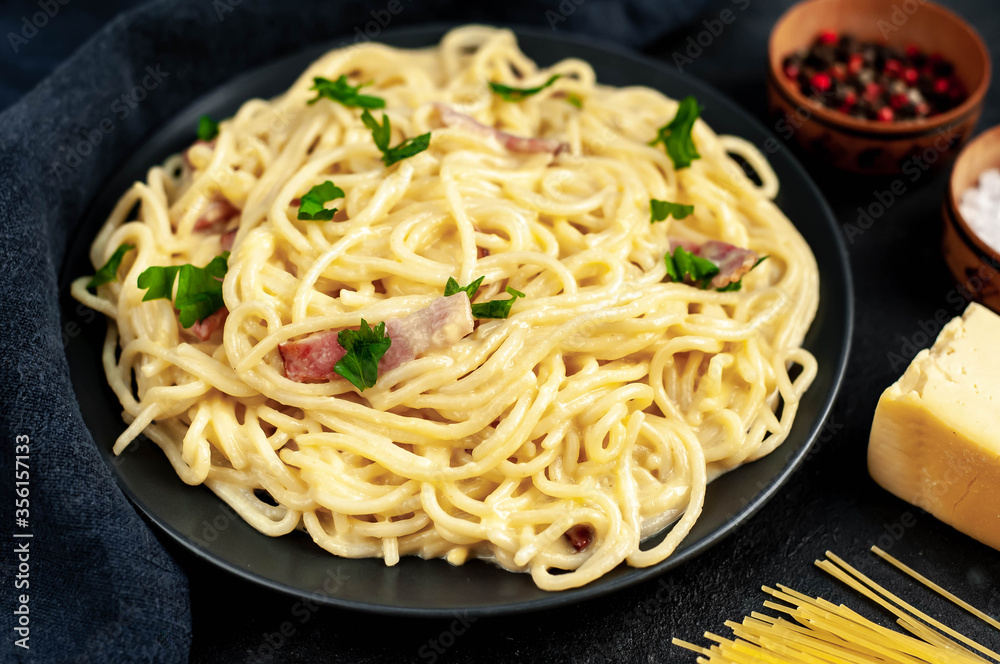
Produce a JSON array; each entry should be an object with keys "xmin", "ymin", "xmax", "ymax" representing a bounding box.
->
[{"xmin": 783, "ymin": 32, "xmax": 966, "ymax": 122}]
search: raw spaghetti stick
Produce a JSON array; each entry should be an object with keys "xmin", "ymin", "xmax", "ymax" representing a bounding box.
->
[
  {"xmin": 872, "ymin": 546, "xmax": 1000, "ymax": 633},
  {"xmin": 674, "ymin": 551, "xmax": 996, "ymax": 664},
  {"xmin": 820, "ymin": 551, "xmax": 1000, "ymax": 662}
]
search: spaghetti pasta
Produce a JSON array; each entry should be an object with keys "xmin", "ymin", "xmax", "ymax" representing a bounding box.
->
[
  {"xmin": 674, "ymin": 551, "xmax": 998, "ymax": 663},
  {"xmin": 71, "ymin": 26, "xmax": 819, "ymax": 590}
]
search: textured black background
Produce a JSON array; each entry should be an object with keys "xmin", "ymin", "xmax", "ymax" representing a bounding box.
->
[{"xmin": 5, "ymin": 1, "xmax": 1000, "ymax": 662}]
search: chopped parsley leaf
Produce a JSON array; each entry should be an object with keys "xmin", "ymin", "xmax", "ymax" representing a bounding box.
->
[
  {"xmin": 361, "ymin": 110, "xmax": 431, "ymax": 167},
  {"xmin": 489, "ymin": 74, "xmax": 562, "ymax": 102},
  {"xmin": 444, "ymin": 277, "xmax": 524, "ymax": 319},
  {"xmin": 444, "ymin": 276, "xmax": 485, "ymax": 300},
  {"xmin": 471, "ymin": 287, "xmax": 525, "ymax": 319},
  {"xmin": 297, "ymin": 181, "xmax": 345, "ymax": 221},
  {"xmin": 334, "ymin": 319, "xmax": 392, "ymax": 391},
  {"xmin": 137, "ymin": 252, "xmax": 229, "ymax": 328},
  {"xmin": 307, "ymin": 76, "xmax": 386, "ymax": 109},
  {"xmin": 666, "ymin": 249, "xmax": 769, "ymax": 292},
  {"xmin": 197, "ymin": 115, "xmax": 219, "ymax": 142},
  {"xmin": 649, "ymin": 96, "xmax": 702, "ymax": 170},
  {"xmin": 650, "ymin": 199, "xmax": 694, "ymax": 223},
  {"xmin": 87, "ymin": 243, "xmax": 135, "ymax": 290},
  {"xmin": 665, "ymin": 246, "xmax": 719, "ymax": 289}
]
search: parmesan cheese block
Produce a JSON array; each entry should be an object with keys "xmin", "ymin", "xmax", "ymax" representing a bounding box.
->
[{"xmin": 868, "ymin": 302, "xmax": 1000, "ymax": 551}]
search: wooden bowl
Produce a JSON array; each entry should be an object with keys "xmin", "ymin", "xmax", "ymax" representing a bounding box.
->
[
  {"xmin": 767, "ymin": 0, "xmax": 990, "ymax": 174},
  {"xmin": 943, "ymin": 124, "xmax": 1000, "ymax": 314}
]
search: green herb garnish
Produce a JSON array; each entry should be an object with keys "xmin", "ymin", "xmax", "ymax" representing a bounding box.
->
[
  {"xmin": 489, "ymin": 74, "xmax": 562, "ymax": 102},
  {"xmin": 650, "ymin": 199, "xmax": 694, "ymax": 223},
  {"xmin": 87, "ymin": 243, "xmax": 135, "ymax": 290},
  {"xmin": 444, "ymin": 277, "xmax": 525, "ymax": 319},
  {"xmin": 665, "ymin": 246, "xmax": 719, "ymax": 289},
  {"xmin": 666, "ymin": 249, "xmax": 768, "ymax": 292},
  {"xmin": 472, "ymin": 287, "xmax": 525, "ymax": 319},
  {"xmin": 361, "ymin": 110, "xmax": 431, "ymax": 167},
  {"xmin": 136, "ymin": 266, "xmax": 179, "ymax": 301},
  {"xmin": 307, "ymin": 75, "xmax": 386, "ymax": 109},
  {"xmin": 197, "ymin": 115, "xmax": 219, "ymax": 142},
  {"xmin": 334, "ymin": 319, "xmax": 392, "ymax": 391},
  {"xmin": 566, "ymin": 93, "xmax": 583, "ymax": 109},
  {"xmin": 649, "ymin": 96, "xmax": 702, "ymax": 170},
  {"xmin": 137, "ymin": 252, "xmax": 229, "ymax": 328},
  {"xmin": 444, "ymin": 276, "xmax": 485, "ymax": 300},
  {"xmin": 297, "ymin": 181, "xmax": 345, "ymax": 221}
]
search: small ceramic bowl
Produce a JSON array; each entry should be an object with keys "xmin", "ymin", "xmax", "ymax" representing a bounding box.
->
[
  {"xmin": 942, "ymin": 125, "xmax": 1000, "ymax": 314},
  {"xmin": 767, "ymin": 0, "xmax": 990, "ymax": 174}
]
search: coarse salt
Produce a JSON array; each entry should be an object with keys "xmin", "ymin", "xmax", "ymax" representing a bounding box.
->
[{"xmin": 959, "ymin": 167, "xmax": 1000, "ymax": 254}]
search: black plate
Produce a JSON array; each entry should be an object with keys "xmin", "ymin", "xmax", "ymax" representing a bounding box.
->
[{"xmin": 59, "ymin": 24, "xmax": 853, "ymax": 618}]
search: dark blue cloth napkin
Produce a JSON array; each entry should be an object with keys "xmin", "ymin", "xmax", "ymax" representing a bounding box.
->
[{"xmin": 0, "ymin": 1, "xmax": 710, "ymax": 661}]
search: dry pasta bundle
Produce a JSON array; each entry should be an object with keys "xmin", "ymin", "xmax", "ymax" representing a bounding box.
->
[{"xmin": 674, "ymin": 547, "xmax": 1000, "ymax": 663}]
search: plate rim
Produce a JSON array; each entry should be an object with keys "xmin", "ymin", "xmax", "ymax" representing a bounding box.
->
[{"xmin": 59, "ymin": 21, "xmax": 854, "ymax": 618}]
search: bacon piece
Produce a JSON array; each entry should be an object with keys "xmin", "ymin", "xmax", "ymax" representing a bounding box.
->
[
  {"xmin": 564, "ymin": 524, "xmax": 594, "ymax": 552},
  {"xmin": 186, "ymin": 307, "xmax": 228, "ymax": 341},
  {"xmin": 220, "ymin": 228, "xmax": 237, "ymax": 252},
  {"xmin": 670, "ymin": 238, "xmax": 759, "ymax": 289},
  {"xmin": 279, "ymin": 329, "xmax": 345, "ymax": 382},
  {"xmin": 194, "ymin": 194, "xmax": 240, "ymax": 231},
  {"xmin": 380, "ymin": 293, "xmax": 474, "ymax": 370},
  {"xmin": 434, "ymin": 103, "xmax": 568, "ymax": 156},
  {"xmin": 279, "ymin": 293, "xmax": 475, "ymax": 383}
]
